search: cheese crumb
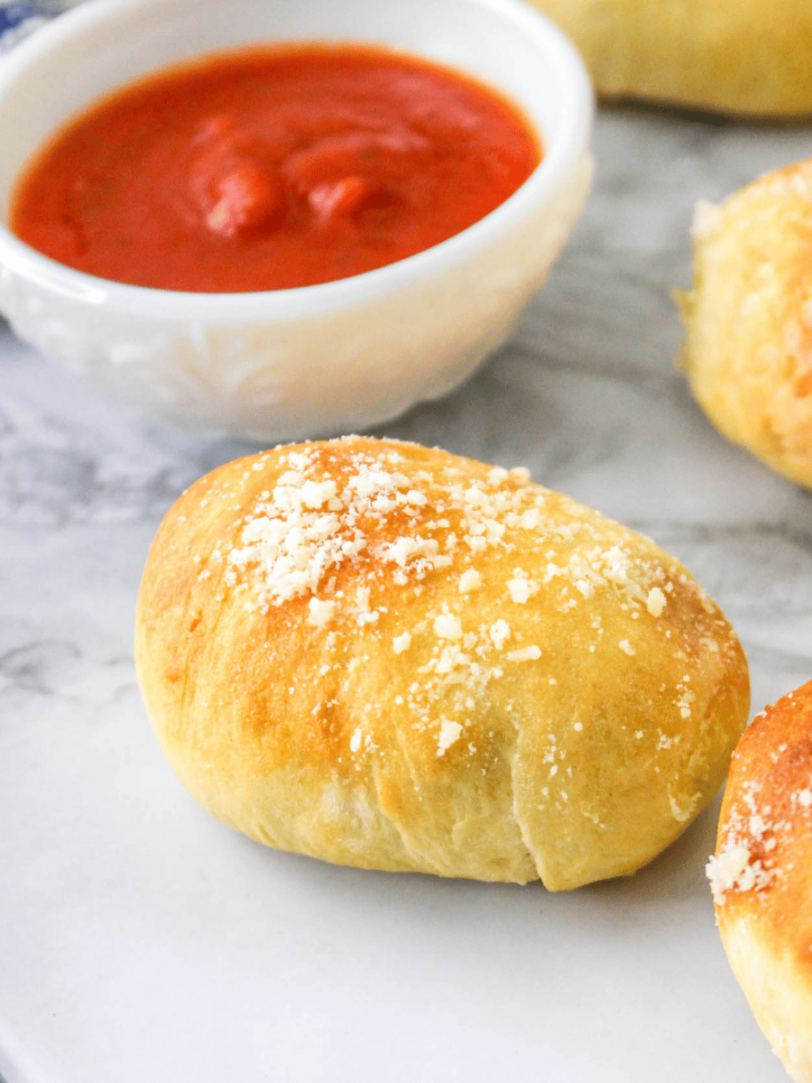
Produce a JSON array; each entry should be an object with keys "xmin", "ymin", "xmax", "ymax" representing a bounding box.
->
[
  {"xmin": 647, "ymin": 586, "xmax": 667, "ymax": 617},
  {"xmin": 300, "ymin": 479, "xmax": 338, "ymax": 508},
  {"xmin": 437, "ymin": 720, "xmax": 463, "ymax": 756},
  {"xmin": 509, "ymin": 466, "xmax": 530, "ymax": 481},
  {"xmin": 706, "ymin": 781, "xmax": 777, "ymax": 903},
  {"xmin": 619, "ymin": 639, "xmax": 635, "ymax": 656},
  {"xmin": 308, "ymin": 597, "xmax": 335, "ymax": 626},
  {"xmin": 706, "ymin": 844, "xmax": 773, "ymax": 905},
  {"xmin": 382, "ymin": 535, "xmax": 439, "ymax": 568},
  {"xmin": 434, "ymin": 614, "xmax": 463, "ymax": 640},
  {"xmin": 507, "ymin": 575, "xmax": 539, "ymax": 604},
  {"xmin": 393, "ymin": 632, "xmax": 412, "ymax": 655},
  {"xmin": 506, "ymin": 645, "xmax": 541, "ymax": 662},
  {"xmin": 459, "ymin": 569, "xmax": 482, "ymax": 593},
  {"xmin": 489, "ymin": 620, "xmax": 511, "ymax": 649},
  {"xmin": 573, "ymin": 578, "xmax": 594, "ymax": 599},
  {"xmin": 436, "ymin": 645, "xmax": 470, "ymax": 674}
]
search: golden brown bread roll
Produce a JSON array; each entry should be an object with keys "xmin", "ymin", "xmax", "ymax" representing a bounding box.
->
[
  {"xmin": 135, "ymin": 436, "xmax": 749, "ymax": 890},
  {"xmin": 678, "ymin": 160, "xmax": 812, "ymax": 491},
  {"xmin": 708, "ymin": 680, "xmax": 812, "ymax": 1082},
  {"xmin": 525, "ymin": 0, "xmax": 812, "ymax": 117}
]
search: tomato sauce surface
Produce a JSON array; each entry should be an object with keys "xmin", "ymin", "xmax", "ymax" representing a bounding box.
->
[{"xmin": 10, "ymin": 44, "xmax": 541, "ymax": 292}]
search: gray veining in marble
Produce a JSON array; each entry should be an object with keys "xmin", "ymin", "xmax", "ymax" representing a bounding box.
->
[{"xmin": 2, "ymin": 98, "xmax": 812, "ymax": 1083}]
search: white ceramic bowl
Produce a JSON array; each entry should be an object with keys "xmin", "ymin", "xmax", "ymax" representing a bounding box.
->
[{"xmin": 0, "ymin": 0, "xmax": 592, "ymax": 442}]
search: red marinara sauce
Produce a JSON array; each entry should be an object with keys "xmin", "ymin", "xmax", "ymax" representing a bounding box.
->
[{"xmin": 9, "ymin": 44, "xmax": 541, "ymax": 292}]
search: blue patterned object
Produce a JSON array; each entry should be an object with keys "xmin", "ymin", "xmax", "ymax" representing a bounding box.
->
[{"xmin": 0, "ymin": 2, "xmax": 47, "ymax": 50}]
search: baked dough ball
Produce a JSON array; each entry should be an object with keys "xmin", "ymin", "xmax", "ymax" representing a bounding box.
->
[
  {"xmin": 679, "ymin": 160, "xmax": 812, "ymax": 491},
  {"xmin": 525, "ymin": 0, "xmax": 812, "ymax": 117},
  {"xmin": 135, "ymin": 436, "xmax": 749, "ymax": 890},
  {"xmin": 708, "ymin": 680, "xmax": 812, "ymax": 1082}
]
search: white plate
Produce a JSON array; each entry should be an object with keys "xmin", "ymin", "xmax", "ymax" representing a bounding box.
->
[{"xmin": 0, "ymin": 664, "xmax": 786, "ymax": 1083}]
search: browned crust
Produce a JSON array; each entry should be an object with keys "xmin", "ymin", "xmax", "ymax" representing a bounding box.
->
[{"xmin": 710, "ymin": 680, "xmax": 812, "ymax": 1080}]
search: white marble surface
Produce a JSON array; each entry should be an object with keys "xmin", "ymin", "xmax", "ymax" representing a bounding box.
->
[{"xmin": 2, "ymin": 100, "xmax": 812, "ymax": 1083}]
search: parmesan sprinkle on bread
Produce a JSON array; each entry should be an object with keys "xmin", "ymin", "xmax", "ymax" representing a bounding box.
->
[
  {"xmin": 709, "ymin": 680, "xmax": 812, "ymax": 1081},
  {"xmin": 135, "ymin": 436, "xmax": 749, "ymax": 890}
]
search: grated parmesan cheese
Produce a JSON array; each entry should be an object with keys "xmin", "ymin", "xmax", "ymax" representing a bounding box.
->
[
  {"xmin": 459, "ymin": 568, "xmax": 482, "ymax": 593},
  {"xmin": 706, "ymin": 782, "xmax": 778, "ymax": 904},
  {"xmin": 506, "ymin": 645, "xmax": 541, "ymax": 662},
  {"xmin": 647, "ymin": 587, "xmax": 666, "ymax": 617},
  {"xmin": 308, "ymin": 597, "xmax": 335, "ymax": 626},
  {"xmin": 489, "ymin": 620, "xmax": 511, "ymax": 650},
  {"xmin": 437, "ymin": 720, "xmax": 463, "ymax": 756},
  {"xmin": 434, "ymin": 614, "xmax": 463, "ymax": 641}
]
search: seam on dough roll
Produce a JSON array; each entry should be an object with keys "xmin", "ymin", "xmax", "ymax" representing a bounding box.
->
[
  {"xmin": 135, "ymin": 435, "xmax": 749, "ymax": 890},
  {"xmin": 506, "ymin": 713, "xmax": 545, "ymax": 882}
]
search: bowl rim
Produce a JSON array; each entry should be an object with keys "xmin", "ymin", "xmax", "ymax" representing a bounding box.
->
[{"xmin": 0, "ymin": 0, "xmax": 593, "ymax": 318}]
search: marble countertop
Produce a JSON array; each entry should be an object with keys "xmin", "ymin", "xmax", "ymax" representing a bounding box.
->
[{"xmin": 2, "ymin": 98, "xmax": 812, "ymax": 1083}]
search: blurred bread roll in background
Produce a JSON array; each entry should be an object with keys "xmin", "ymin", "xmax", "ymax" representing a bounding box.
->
[
  {"xmin": 135, "ymin": 436, "xmax": 749, "ymax": 890},
  {"xmin": 708, "ymin": 680, "xmax": 812, "ymax": 1082},
  {"xmin": 679, "ymin": 160, "xmax": 812, "ymax": 491},
  {"xmin": 525, "ymin": 0, "xmax": 812, "ymax": 117}
]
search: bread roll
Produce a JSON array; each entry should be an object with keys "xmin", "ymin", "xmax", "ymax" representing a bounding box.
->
[
  {"xmin": 525, "ymin": 0, "xmax": 812, "ymax": 117},
  {"xmin": 135, "ymin": 436, "xmax": 749, "ymax": 890},
  {"xmin": 679, "ymin": 160, "xmax": 812, "ymax": 491},
  {"xmin": 708, "ymin": 680, "xmax": 812, "ymax": 1082}
]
